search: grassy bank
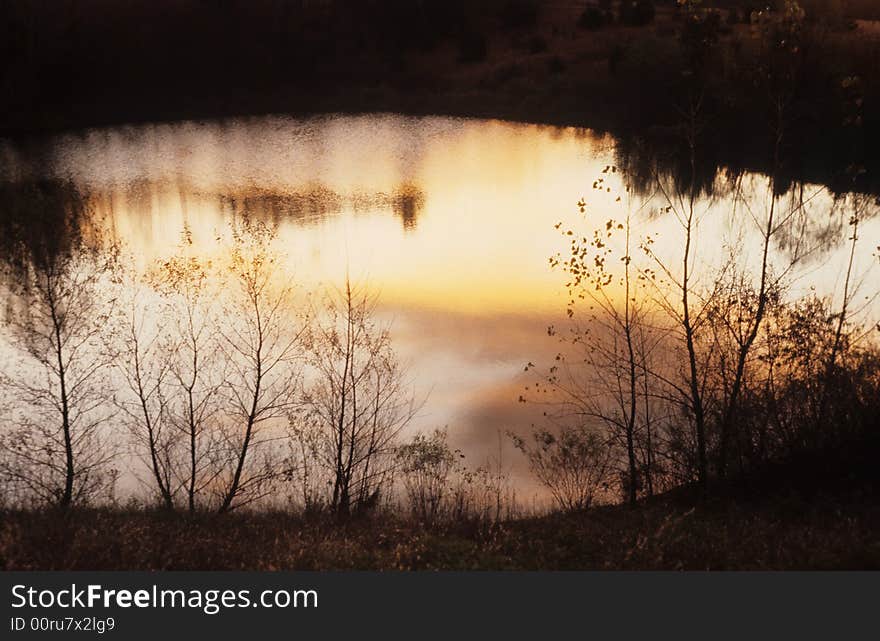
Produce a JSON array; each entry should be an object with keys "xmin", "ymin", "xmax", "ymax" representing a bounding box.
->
[{"xmin": 2, "ymin": 481, "xmax": 877, "ymax": 570}]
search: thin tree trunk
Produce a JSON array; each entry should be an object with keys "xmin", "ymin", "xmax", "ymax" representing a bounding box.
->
[
  {"xmin": 49, "ymin": 279, "xmax": 75, "ymax": 509},
  {"xmin": 719, "ymin": 106, "xmax": 783, "ymax": 478},
  {"xmin": 623, "ymin": 213, "xmax": 638, "ymax": 505},
  {"xmin": 219, "ymin": 317, "xmax": 263, "ymax": 514},
  {"xmin": 133, "ymin": 345, "xmax": 173, "ymax": 509}
]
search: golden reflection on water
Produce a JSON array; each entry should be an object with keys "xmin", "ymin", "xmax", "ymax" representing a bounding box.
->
[
  {"xmin": 33, "ymin": 116, "xmax": 615, "ymax": 315},
  {"xmin": 2, "ymin": 114, "xmax": 878, "ymax": 493}
]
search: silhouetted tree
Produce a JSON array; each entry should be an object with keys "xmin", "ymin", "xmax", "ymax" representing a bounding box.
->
[
  {"xmin": 0, "ymin": 239, "xmax": 119, "ymax": 508},
  {"xmin": 216, "ymin": 220, "xmax": 306, "ymax": 513},
  {"xmin": 149, "ymin": 228, "xmax": 226, "ymax": 513},
  {"xmin": 536, "ymin": 171, "xmax": 652, "ymax": 504},
  {"xmin": 302, "ymin": 279, "xmax": 418, "ymax": 518},
  {"xmin": 114, "ymin": 273, "xmax": 177, "ymax": 510}
]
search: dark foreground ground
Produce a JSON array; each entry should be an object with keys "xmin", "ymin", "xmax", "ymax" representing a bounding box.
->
[{"xmin": 2, "ymin": 481, "xmax": 878, "ymax": 570}]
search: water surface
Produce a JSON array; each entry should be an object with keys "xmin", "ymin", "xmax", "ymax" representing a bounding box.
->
[{"xmin": 1, "ymin": 113, "xmax": 876, "ymax": 496}]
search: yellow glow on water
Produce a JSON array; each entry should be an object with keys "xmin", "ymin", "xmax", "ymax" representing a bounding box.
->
[
  {"xmin": 48, "ymin": 117, "xmax": 619, "ymax": 316},
  {"xmin": 19, "ymin": 113, "xmax": 879, "ymax": 356},
  {"xmin": 4, "ymin": 113, "xmax": 878, "ymax": 490}
]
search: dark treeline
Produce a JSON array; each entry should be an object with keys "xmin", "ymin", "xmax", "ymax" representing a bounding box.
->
[
  {"xmin": 0, "ymin": 0, "xmax": 549, "ymax": 130},
  {"xmin": 4, "ymin": 1, "xmax": 880, "ymax": 196},
  {"xmin": 611, "ymin": 0, "xmax": 880, "ymax": 196}
]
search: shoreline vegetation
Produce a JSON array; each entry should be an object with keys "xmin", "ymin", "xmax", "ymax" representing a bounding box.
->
[
  {"xmin": 2, "ymin": 1, "xmax": 880, "ymax": 571},
  {"xmin": 2, "ymin": 471, "xmax": 878, "ymax": 570}
]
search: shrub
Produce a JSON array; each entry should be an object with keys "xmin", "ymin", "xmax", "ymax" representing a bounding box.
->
[
  {"xmin": 510, "ymin": 426, "xmax": 613, "ymax": 512},
  {"xmin": 397, "ymin": 429, "xmax": 457, "ymax": 525}
]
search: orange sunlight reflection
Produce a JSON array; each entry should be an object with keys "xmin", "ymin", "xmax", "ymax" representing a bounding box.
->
[{"xmin": 5, "ymin": 114, "xmax": 876, "ymax": 494}]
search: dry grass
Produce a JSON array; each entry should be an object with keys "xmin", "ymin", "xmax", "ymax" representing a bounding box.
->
[{"xmin": 2, "ymin": 483, "xmax": 877, "ymax": 570}]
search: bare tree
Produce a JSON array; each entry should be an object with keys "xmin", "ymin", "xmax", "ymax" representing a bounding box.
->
[
  {"xmin": 113, "ymin": 273, "xmax": 177, "ymax": 509},
  {"xmin": 646, "ymin": 129, "xmax": 716, "ymax": 490},
  {"xmin": 302, "ymin": 279, "xmax": 419, "ymax": 517},
  {"xmin": 710, "ymin": 0, "xmax": 813, "ymax": 477},
  {"xmin": 816, "ymin": 193, "xmax": 879, "ymax": 427},
  {"xmin": 0, "ymin": 239, "xmax": 119, "ymax": 508},
  {"xmin": 149, "ymin": 228, "xmax": 226, "ymax": 513},
  {"xmin": 527, "ymin": 173, "xmax": 657, "ymax": 504},
  {"xmin": 216, "ymin": 220, "xmax": 306, "ymax": 513}
]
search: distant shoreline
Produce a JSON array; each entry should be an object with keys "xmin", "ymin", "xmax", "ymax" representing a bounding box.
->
[
  {"xmin": 2, "ymin": 5, "xmax": 879, "ymax": 194},
  {"xmin": 2, "ymin": 82, "xmax": 875, "ymax": 198},
  {"xmin": 0, "ymin": 78, "xmax": 618, "ymax": 140}
]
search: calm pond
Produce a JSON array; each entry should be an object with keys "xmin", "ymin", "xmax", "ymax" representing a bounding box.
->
[{"xmin": 1, "ymin": 113, "xmax": 876, "ymax": 499}]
